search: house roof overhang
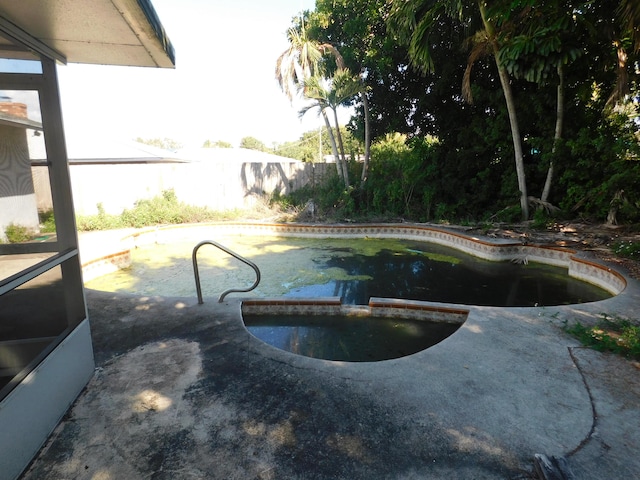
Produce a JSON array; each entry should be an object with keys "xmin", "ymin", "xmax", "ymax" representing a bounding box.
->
[{"xmin": 0, "ymin": 0, "xmax": 175, "ymax": 68}]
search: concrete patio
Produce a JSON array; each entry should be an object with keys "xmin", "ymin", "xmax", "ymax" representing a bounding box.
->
[{"xmin": 19, "ymin": 254, "xmax": 640, "ymax": 479}]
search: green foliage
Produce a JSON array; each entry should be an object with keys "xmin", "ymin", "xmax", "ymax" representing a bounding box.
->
[
  {"xmin": 269, "ymin": 188, "xmax": 295, "ymax": 210},
  {"xmin": 364, "ymin": 133, "xmax": 434, "ymax": 218},
  {"xmin": 564, "ymin": 315, "xmax": 640, "ymax": 360},
  {"xmin": 240, "ymin": 136, "xmax": 268, "ymax": 152},
  {"xmin": 274, "ymin": 127, "xmax": 361, "ymax": 162},
  {"xmin": 135, "ymin": 137, "xmax": 183, "ymax": 151},
  {"xmin": 299, "ymin": 0, "xmax": 640, "ymax": 225},
  {"xmin": 531, "ymin": 209, "xmax": 553, "ymax": 230},
  {"xmin": 4, "ymin": 223, "xmax": 32, "ymax": 243},
  {"xmin": 360, "ymin": 130, "xmax": 519, "ymax": 222},
  {"xmin": 611, "ymin": 240, "xmax": 640, "ymax": 260},
  {"xmin": 275, "ymin": 171, "xmax": 358, "ymax": 221},
  {"xmin": 76, "ymin": 203, "xmax": 125, "ymax": 231},
  {"xmin": 76, "ymin": 190, "xmax": 238, "ymax": 231},
  {"xmin": 491, "ymin": 205, "xmax": 523, "ymax": 223},
  {"xmin": 39, "ymin": 210, "xmax": 56, "ymax": 233},
  {"xmin": 203, "ymin": 139, "xmax": 232, "ymax": 148},
  {"xmin": 494, "ymin": 1, "xmax": 583, "ymax": 84},
  {"xmin": 559, "ymin": 108, "xmax": 640, "ymax": 222}
]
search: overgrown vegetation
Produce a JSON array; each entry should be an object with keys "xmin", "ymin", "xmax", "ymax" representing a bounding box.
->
[
  {"xmin": 271, "ymin": 171, "xmax": 359, "ymax": 221},
  {"xmin": 1, "ymin": 211, "xmax": 57, "ymax": 243},
  {"xmin": 268, "ymin": 0, "xmax": 640, "ymax": 225},
  {"xmin": 39, "ymin": 210, "xmax": 56, "ymax": 233},
  {"xmin": 76, "ymin": 190, "xmax": 253, "ymax": 231},
  {"xmin": 611, "ymin": 240, "xmax": 640, "ymax": 260},
  {"xmin": 564, "ymin": 315, "xmax": 640, "ymax": 360},
  {"xmin": 3, "ymin": 223, "xmax": 32, "ymax": 243}
]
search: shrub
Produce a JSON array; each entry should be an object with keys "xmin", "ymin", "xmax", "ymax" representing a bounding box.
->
[
  {"xmin": 75, "ymin": 189, "xmax": 247, "ymax": 231},
  {"xmin": 4, "ymin": 223, "xmax": 32, "ymax": 243},
  {"xmin": 39, "ymin": 210, "xmax": 56, "ymax": 233}
]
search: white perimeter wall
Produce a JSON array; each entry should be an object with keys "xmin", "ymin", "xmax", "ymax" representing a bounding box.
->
[{"xmin": 33, "ymin": 161, "xmax": 331, "ymax": 215}]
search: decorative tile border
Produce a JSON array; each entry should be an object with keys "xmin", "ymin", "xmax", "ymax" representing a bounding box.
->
[
  {"xmin": 241, "ymin": 297, "xmax": 469, "ymax": 325},
  {"xmin": 242, "ymin": 297, "xmax": 343, "ymax": 316},
  {"xmin": 81, "ymin": 250, "xmax": 131, "ymax": 282},
  {"xmin": 81, "ymin": 222, "xmax": 627, "ymax": 296},
  {"xmin": 569, "ymin": 257, "xmax": 627, "ymax": 293}
]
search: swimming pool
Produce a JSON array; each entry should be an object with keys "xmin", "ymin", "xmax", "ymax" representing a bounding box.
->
[
  {"xmin": 81, "ymin": 223, "xmax": 626, "ymax": 361},
  {"xmin": 83, "ymin": 223, "xmax": 618, "ymax": 307}
]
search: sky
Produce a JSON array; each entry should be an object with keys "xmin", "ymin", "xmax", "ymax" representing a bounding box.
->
[{"xmin": 56, "ymin": 0, "xmax": 344, "ymax": 149}]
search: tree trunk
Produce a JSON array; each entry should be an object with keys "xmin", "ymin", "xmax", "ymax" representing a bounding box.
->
[
  {"xmin": 541, "ymin": 64, "xmax": 564, "ymax": 202},
  {"xmin": 495, "ymin": 63, "xmax": 529, "ymax": 220},
  {"xmin": 606, "ymin": 190, "xmax": 625, "ymax": 225},
  {"xmin": 360, "ymin": 86, "xmax": 371, "ymax": 186},
  {"xmin": 479, "ymin": 1, "xmax": 529, "ymax": 220},
  {"xmin": 332, "ymin": 106, "xmax": 350, "ymax": 187},
  {"xmin": 322, "ymin": 109, "xmax": 343, "ymax": 181}
]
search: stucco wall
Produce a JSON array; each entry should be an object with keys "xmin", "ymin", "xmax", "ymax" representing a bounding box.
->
[
  {"xmin": 32, "ymin": 160, "xmax": 330, "ymax": 216},
  {"xmin": 0, "ymin": 124, "xmax": 40, "ymax": 239}
]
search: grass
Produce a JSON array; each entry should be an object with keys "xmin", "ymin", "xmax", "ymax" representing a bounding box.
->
[{"xmin": 564, "ymin": 314, "xmax": 640, "ymax": 360}]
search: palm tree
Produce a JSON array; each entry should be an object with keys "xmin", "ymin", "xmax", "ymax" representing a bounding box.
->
[
  {"xmin": 388, "ymin": 0, "xmax": 530, "ymax": 220},
  {"xmin": 276, "ymin": 27, "xmax": 339, "ymax": 101},
  {"xmin": 276, "ymin": 24, "xmax": 373, "ymax": 189},
  {"xmin": 299, "ymin": 92, "xmax": 344, "ymax": 182},
  {"xmin": 276, "ymin": 27, "xmax": 347, "ymax": 185},
  {"xmin": 617, "ymin": 0, "xmax": 640, "ymax": 51},
  {"xmin": 276, "ymin": 29, "xmax": 310, "ymax": 96},
  {"xmin": 300, "ymin": 71, "xmax": 362, "ymax": 186}
]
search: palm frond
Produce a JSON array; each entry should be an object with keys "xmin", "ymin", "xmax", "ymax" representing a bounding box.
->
[{"xmin": 462, "ymin": 30, "xmax": 491, "ymax": 104}]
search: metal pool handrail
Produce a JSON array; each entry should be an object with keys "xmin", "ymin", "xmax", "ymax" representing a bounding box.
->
[{"xmin": 192, "ymin": 240, "xmax": 261, "ymax": 304}]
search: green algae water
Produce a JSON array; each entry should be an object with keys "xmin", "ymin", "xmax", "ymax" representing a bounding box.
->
[{"xmin": 85, "ymin": 235, "xmax": 611, "ymax": 306}]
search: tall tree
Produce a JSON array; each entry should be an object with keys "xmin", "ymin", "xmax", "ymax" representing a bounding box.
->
[
  {"xmin": 276, "ymin": 24, "xmax": 353, "ymax": 186},
  {"xmin": 281, "ymin": 13, "xmax": 374, "ymax": 187},
  {"xmin": 276, "ymin": 27, "xmax": 329, "ymax": 101},
  {"xmin": 276, "ymin": 22, "xmax": 360, "ymax": 187},
  {"xmin": 300, "ymin": 71, "xmax": 361, "ymax": 186},
  {"xmin": 388, "ymin": 0, "xmax": 531, "ymax": 219},
  {"xmin": 307, "ymin": 1, "xmax": 378, "ymax": 185},
  {"xmin": 494, "ymin": 1, "xmax": 583, "ymax": 203}
]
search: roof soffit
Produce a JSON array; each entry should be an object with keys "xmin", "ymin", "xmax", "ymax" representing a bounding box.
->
[{"xmin": 0, "ymin": 0, "xmax": 174, "ymax": 68}]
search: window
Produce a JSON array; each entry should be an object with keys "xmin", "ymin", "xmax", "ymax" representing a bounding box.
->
[{"xmin": 0, "ymin": 32, "xmax": 86, "ymax": 400}]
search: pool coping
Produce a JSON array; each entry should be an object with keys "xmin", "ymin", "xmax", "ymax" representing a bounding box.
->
[{"xmin": 241, "ymin": 296, "xmax": 470, "ymax": 324}]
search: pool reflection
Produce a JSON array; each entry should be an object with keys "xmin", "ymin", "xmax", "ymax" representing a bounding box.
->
[
  {"xmin": 286, "ymin": 245, "xmax": 610, "ymax": 307},
  {"xmin": 244, "ymin": 314, "xmax": 461, "ymax": 362}
]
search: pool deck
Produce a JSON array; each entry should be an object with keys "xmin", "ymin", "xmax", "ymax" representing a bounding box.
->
[{"xmin": 20, "ymin": 227, "xmax": 640, "ymax": 479}]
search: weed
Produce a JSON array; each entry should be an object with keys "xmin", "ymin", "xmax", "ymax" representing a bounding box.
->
[
  {"xmin": 611, "ymin": 240, "xmax": 640, "ymax": 260},
  {"xmin": 564, "ymin": 314, "xmax": 640, "ymax": 360}
]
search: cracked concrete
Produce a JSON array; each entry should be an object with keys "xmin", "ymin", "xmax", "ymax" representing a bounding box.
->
[{"xmin": 19, "ymin": 252, "xmax": 640, "ymax": 479}]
